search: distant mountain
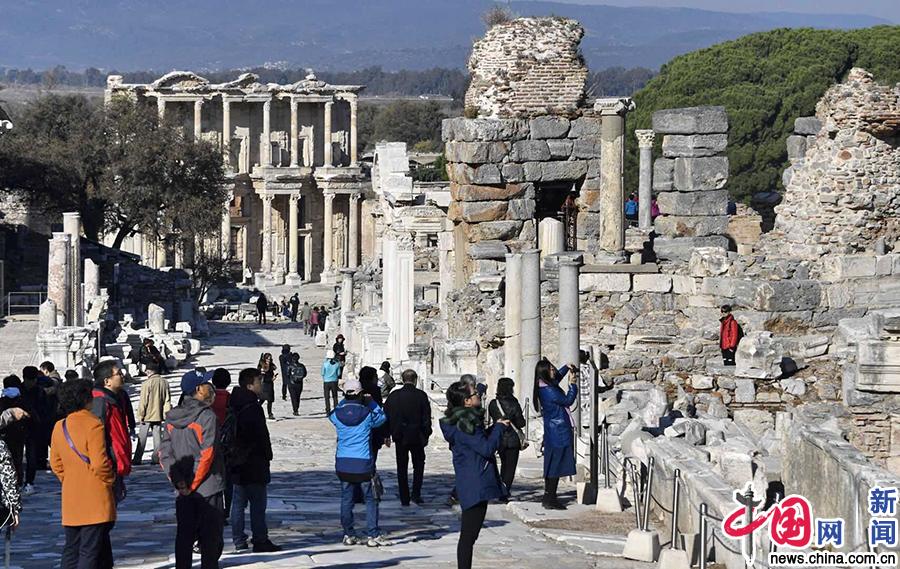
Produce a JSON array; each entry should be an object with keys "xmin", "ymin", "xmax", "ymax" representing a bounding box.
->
[{"xmin": 0, "ymin": 0, "xmax": 890, "ymax": 72}]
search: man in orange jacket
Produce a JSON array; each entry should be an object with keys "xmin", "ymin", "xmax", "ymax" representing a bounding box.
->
[{"xmin": 719, "ymin": 305, "xmax": 741, "ymax": 366}]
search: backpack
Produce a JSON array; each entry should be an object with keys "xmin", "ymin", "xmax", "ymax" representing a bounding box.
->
[
  {"xmin": 219, "ymin": 405, "xmax": 252, "ymax": 469},
  {"xmin": 289, "ymin": 363, "xmax": 307, "ymax": 385}
]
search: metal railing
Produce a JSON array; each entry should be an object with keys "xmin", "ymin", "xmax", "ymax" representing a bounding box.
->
[{"xmin": 6, "ymin": 291, "xmax": 45, "ymax": 317}]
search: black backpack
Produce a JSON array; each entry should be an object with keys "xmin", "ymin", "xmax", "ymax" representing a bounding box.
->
[
  {"xmin": 219, "ymin": 406, "xmax": 251, "ymax": 468},
  {"xmin": 289, "ymin": 363, "xmax": 307, "ymax": 385}
]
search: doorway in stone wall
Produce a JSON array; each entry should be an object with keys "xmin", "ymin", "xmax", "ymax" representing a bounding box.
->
[{"xmin": 535, "ymin": 181, "xmax": 579, "ymax": 253}]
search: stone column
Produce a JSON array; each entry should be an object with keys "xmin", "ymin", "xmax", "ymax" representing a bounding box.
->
[
  {"xmin": 290, "ymin": 98, "xmax": 300, "ymax": 167},
  {"xmin": 438, "ymin": 231, "xmax": 454, "ymax": 311},
  {"xmin": 520, "ymin": 249, "xmax": 542, "ymax": 406},
  {"xmin": 635, "ymin": 129, "xmax": 655, "ymax": 230},
  {"xmin": 394, "ymin": 234, "xmax": 415, "ymax": 363},
  {"xmin": 288, "ymin": 193, "xmax": 300, "ymax": 276},
  {"xmin": 558, "ymin": 256, "xmax": 582, "ymax": 368},
  {"xmin": 222, "ymin": 98, "xmax": 232, "ymax": 169},
  {"xmin": 303, "ymin": 222, "xmax": 313, "ymax": 281},
  {"xmin": 157, "ymin": 96, "xmax": 166, "ymax": 119},
  {"xmin": 348, "ymin": 193, "xmax": 360, "ymax": 269},
  {"xmin": 261, "ymin": 194, "xmax": 273, "ymax": 274},
  {"xmin": 262, "ymin": 99, "xmax": 272, "ymax": 167},
  {"xmin": 62, "ymin": 212, "xmax": 82, "ymax": 326},
  {"xmin": 349, "ymin": 95, "xmax": 358, "ymax": 166},
  {"xmin": 340, "ymin": 268, "xmax": 354, "ymax": 334},
  {"xmin": 323, "ymin": 101, "xmax": 333, "ymax": 167},
  {"xmin": 39, "ymin": 299, "xmax": 57, "ymax": 332},
  {"xmin": 84, "ymin": 258, "xmax": 100, "ymax": 312},
  {"xmin": 156, "ymin": 236, "xmax": 167, "ymax": 268},
  {"xmin": 504, "ymin": 253, "xmax": 523, "ymax": 384},
  {"xmin": 322, "ymin": 192, "xmax": 334, "ymax": 278},
  {"xmin": 539, "ymin": 217, "xmax": 565, "ymax": 259},
  {"xmin": 47, "ymin": 233, "xmax": 71, "ymax": 327},
  {"xmin": 193, "ymin": 99, "xmax": 203, "ymax": 140},
  {"xmin": 221, "ymin": 192, "xmax": 232, "ymax": 258},
  {"xmin": 596, "ymin": 97, "xmax": 635, "ymax": 254},
  {"xmin": 148, "ymin": 303, "xmax": 165, "ymax": 334}
]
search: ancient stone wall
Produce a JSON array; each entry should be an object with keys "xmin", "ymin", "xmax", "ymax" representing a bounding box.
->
[
  {"xmin": 464, "ymin": 18, "xmax": 587, "ymax": 119},
  {"xmin": 766, "ymin": 68, "xmax": 900, "ymax": 258}
]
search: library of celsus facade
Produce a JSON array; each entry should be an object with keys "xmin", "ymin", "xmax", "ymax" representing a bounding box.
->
[{"xmin": 105, "ymin": 71, "xmax": 365, "ymax": 284}]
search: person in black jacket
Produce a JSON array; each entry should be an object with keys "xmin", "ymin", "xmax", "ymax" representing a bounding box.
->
[
  {"xmin": 487, "ymin": 377, "xmax": 526, "ymax": 498},
  {"xmin": 384, "ymin": 369, "xmax": 432, "ymax": 506},
  {"xmin": 228, "ymin": 368, "xmax": 281, "ymax": 554},
  {"xmin": 278, "ymin": 345, "xmax": 292, "ymax": 401},
  {"xmin": 332, "ymin": 336, "xmax": 347, "ymax": 380}
]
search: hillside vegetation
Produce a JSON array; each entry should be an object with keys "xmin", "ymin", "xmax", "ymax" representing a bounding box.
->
[{"xmin": 627, "ymin": 26, "xmax": 900, "ymax": 203}]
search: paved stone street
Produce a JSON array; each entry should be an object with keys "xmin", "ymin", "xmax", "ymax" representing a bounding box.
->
[{"xmin": 9, "ymin": 307, "xmax": 651, "ymax": 569}]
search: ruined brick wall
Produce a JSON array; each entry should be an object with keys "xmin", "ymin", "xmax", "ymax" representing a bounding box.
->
[
  {"xmin": 765, "ymin": 68, "xmax": 900, "ymax": 258},
  {"xmin": 465, "ymin": 18, "xmax": 588, "ymax": 119}
]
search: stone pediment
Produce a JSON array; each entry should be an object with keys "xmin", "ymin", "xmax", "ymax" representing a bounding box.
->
[
  {"xmin": 151, "ymin": 71, "xmax": 210, "ymax": 91},
  {"xmin": 217, "ymin": 73, "xmax": 261, "ymax": 90}
]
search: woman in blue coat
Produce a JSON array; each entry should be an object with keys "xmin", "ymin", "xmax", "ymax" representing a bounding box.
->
[
  {"xmin": 533, "ymin": 358, "xmax": 578, "ymax": 510},
  {"xmin": 440, "ymin": 381, "xmax": 509, "ymax": 569}
]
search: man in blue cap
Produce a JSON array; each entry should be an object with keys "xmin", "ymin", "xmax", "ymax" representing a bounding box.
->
[{"xmin": 159, "ymin": 370, "xmax": 225, "ymax": 569}]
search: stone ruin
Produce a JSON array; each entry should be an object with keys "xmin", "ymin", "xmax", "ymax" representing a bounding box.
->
[{"xmin": 327, "ymin": 17, "xmax": 900, "ymax": 565}]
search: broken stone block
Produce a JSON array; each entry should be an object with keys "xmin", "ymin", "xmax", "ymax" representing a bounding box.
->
[
  {"xmin": 674, "ymin": 156, "xmax": 729, "ymax": 192},
  {"xmin": 657, "ymin": 189, "xmax": 728, "ymax": 216},
  {"xmin": 655, "ymin": 215, "xmax": 729, "ymax": 237},
  {"xmin": 506, "ymin": 199, "xmax": 535, "ymax": 221},
  {"xmin": 691, "ymin": 374, "xmax": 714, "ymax": 390},
  {"xmin": 689, "ymin": 247, "xmax": 731, "ymax": 277},
  {"xmin": 469, "ymin": 241, "xmax": 508, "ymax": 260},
  {"xmin": 546, "ymin": 139, "xmax": 573, "ymax": 159},
  {"xmin": 662, "ymin": 134, "xmax": 728, "ymax": 158},
  {"xmin": 541, "ymin": 160, "xmax": 587, "ymax": 181},
  {"xmin": 471, "ymin": 163, "xmax": 502, "ymax": 184},
  {"xmin": 568, "ymin": 117, "xmax": 602, "ymax": 138},
  {"xmin": 501, "ymin": 163, "xmax": 524, "ymax": 182},
  {"xmin": 470, "ymin": 220, "xmax": 522, "ymax": 241},
  {"xmin": 640, "ymin": 388, "xmax": 669, "ymax": 428},
  {"xmin": 573, "ymin": 136, "xmax": 602, "ymax": 159},
  {"xmin": 530, "ymin": 116, "xmax": 570, "ymax": 139},
  {"xmin": 653, "ymin": 158, "xmax": 675, "ymax": 192},
  {"xmin": 750, "ymin": 280, "xmax": 822, "ymax": 311},
  {"xmin": 733, "ymin": 408, "xmax": 774, "ymax": 438},
  {"xmin": 148, "ymin": 303, "xmax": 166, "ymax": 334},
  {"xmin": 654, "ymin": 235, "xmax": 730, "ymax": 261},
  {"xmin": 718, "ymin": 450, "xmax": 754, "ymax": 487},
  {"xmin": 579, "ymin": 273, "xmax": 631, "ymax": 292},
  {"xmin": 651, "ymin": 106, "xmax": 728, "ymax": 135},
  {"xmin": 734, "ymin": 379, "xmax": 756, "ymax": 403},
  {"xmin": 445, "ymin": 141, "xmax": 510, "ymax": 163},
  {"xmin": 509, "ymin": 140, "xmax": 550, "ymax": 162},
  {"xmin": 632, "ymin": 274, "xmax": 672, "ymax": 293},
  {"xmin": 664, "ymin": 419, "xmax": 707, "ymax": 445},
  {"xmin": 780, "ymin": 377, "xmax": 807, "ymax": 397},
  {"xmin": 793, "ymin": 116, "xmax": 822, "ymax": 135},
  {"xmin": 735, "ymin": 331, "xmax": 783, "ymax": 379},
  {"xmin": 786, "ymin": 135, "xmax": 807, "ymax": 162}
]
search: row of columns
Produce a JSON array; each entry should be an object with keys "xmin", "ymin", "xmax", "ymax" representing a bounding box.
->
[
  {"xmin": 46, "ymin": 212, "xmax": 101, "ymax": 329},
  {"xmin": 158, "ymin": 93, "xmax": 358, "ymax": 170}
]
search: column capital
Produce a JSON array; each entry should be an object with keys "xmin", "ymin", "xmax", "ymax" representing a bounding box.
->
[
  {"xmin": 594, "ymin": 97, "xmax": 635, "ymax": 116},
  {"xmin": 324, "ymin": 191, "xmax": 335, "ymax": 201},
  {"xmin": 289, "ymin": 192, "xmax": 300, "ymax": 203},
  {"xmin": 261, "ymin": 193, "xmax": 274, "ymax": 204},
  {"xmin": 635, "ymin": 129, "xmax": 655, "ymax": 148},
  {"xmin": 350, "ymin": 192, "xmax": 362, "ymax": 202}
]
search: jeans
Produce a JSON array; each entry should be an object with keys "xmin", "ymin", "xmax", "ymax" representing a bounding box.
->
[
  {"xmin": 458, "ymin": 501, "xmax": 488, "ymax": 569},
  {"xmin": 288, "ymin": 383, "xmax": 304, "ymax": 413},
  {"xmin": 176, "ymin": 492, "xmax": 224, "ymax": 569},
  {"xmin": 498, "ymin": 447, "xmax": 520, "ymax": 493},
  {"xmin": 61, "ymin": 522, "xmax": 114, "ymax": 569},
  {"xmin": 132, "ymin": 422, "xmax": 162, "ymax": 465},
  {"xmin": 340, "ymin": 480, "xmax": 379, "ymax": 538},
  {"xmin": 395, "ymin": 442, "xmax": 426, "ymax": 504},
  {"xmin": 25, "ymin": 436, "xmax": 39, "ymax": 484},
  {"xmin": 231, "ymin": 483, "xmax": 269, "ymax": 547},
  {"xmin": 324, "ymin": 382, "xmax": 339, "ymax": 414}
]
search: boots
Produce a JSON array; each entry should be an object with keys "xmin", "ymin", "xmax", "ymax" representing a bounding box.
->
[{"xmin": 542, "ymin": 477, "xmax": 566, "ymax": 510}]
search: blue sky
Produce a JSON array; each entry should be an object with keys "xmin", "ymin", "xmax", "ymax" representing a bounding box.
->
[{"xmin": 515, "ymin": 0, "xmax": 899, "ymax": 22}]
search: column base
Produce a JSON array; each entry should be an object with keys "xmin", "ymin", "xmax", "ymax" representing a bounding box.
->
[
  {"xmin": 319, "ymin": 270, "xmax": 337, "ymax": 284},
  {"xmin": 285, "ymin": 272, "xmax": 304, "ymax": 286},
  {"xmin": 591, "ymin": 250, "xmax": 627, "ymax": 264}
]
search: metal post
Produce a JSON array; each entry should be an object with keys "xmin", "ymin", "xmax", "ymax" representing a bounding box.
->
[
  {"xmin": 699, "ymin": 503, "xmax": 708, "ymax": 569},
  {"xmin": 670, "ymin": 468, "xmax": 681, "ymax": 550},
  {"xmin": 743, "ymin": 487, "xmax": 754, "ymax": 562},
  {"xmin": 524, "ymin": 397, "xmax": 530, "ymax": 441},
  {"xmin": 627, "ymin": 458, "xmax": 642, "ymax": 529},
  {"xmin": 642, "ymin": 456, "xmax": 655, "ymax": 532},
  {"xmin": 603, "ymin": 423, "xmax": 611, "ymax": 488},
  {"xmin": 590, "ymin": 368, "xmax": 599, "ymax": 492}
]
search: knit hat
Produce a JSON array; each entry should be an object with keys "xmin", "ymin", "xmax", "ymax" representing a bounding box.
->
[{"xmin": 343, "ymin": 378, "xmax": 363, "ymax": 394}]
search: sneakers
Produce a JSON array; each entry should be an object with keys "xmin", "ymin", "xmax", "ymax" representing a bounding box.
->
[
  {"xmin": 22, "ymin": 484, "xmax": 35, "ymax": 496},
  {"xmin": 268, "ymin": 413, "xmax": 276, "ymax": 420},
  {"xmin": 233, "ymin": 543, "xmax": 249, "ymax": 554},
  {"xmin": 342, "ymin": 535, "xmax": 359, "ymax": 546},
  {"xmin": 292, "ymin": 411, "xmax": 299, "ymax": 416},
  {"xmin": 252, "ymin": 540, "xmax": 282, "ymax": 553},
  {"xmin": 367, "ymin": 535, "xmax": 392, "ymax": 547}
]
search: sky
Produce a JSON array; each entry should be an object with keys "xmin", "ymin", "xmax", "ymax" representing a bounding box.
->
[{"xmin": 521, "ymin": 0, "xmax": 900, "ymax": 22}]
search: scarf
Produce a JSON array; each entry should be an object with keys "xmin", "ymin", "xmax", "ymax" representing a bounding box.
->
[{"xmin": 441, "ymin": 406, "xmax": 484, "ymax": 435}]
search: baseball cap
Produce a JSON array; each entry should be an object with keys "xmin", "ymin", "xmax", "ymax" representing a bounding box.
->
[
  {"xmin": 343, "ymin": 377, "xmax": 363, "ymax": 394},
  {"xmin": 181, "ymin": 370, "xmax": 213, "ymax": 396}
]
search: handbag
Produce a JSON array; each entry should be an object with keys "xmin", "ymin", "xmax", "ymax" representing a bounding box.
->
[
  {"xmin": 371, "ymin": 472, "xmax": 384, "ymax": 502},
  {"xmin": 63, "ymin": 419, "xmax": 127, "ymax": 503},
  {"xmin": 496, "ymin": 399, "xmax": 529, "ymax": 451}
]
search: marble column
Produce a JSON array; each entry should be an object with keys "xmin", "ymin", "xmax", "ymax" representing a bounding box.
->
[
  {"xmin": 39, "ymin": 299, "xmax": 57, "ymax": 332},
  {"xmin": 261, "ymin": 194, "xmax": 273, "ymax": 274},
  {"xmin": 437, "ymin": 231, "xmax": 454, "ymax": 311},
  {"xmin": 288, "ymin": 193, "xmax": 300, "ymax": 276},
  {"xmin": 156, "ymin": 237, "xmax": 167, "ymax": 268},
  {"xmin": 635, "ymin": 129, "xmax": 655, "ymax": 230},
  {"xmin": 222, "ymin": 98, "xmax": 232, "ymax": 169},
  {"xmin": 290, "ymin": 98, "xmax": 300, "ymax": 167},
  {"xmin": 349, "ymin": 96, "xmax": 358, "ymax": 166},
  {"xmin": 221, "ymin": 192, "xmax": 232, "ymax": 258},
  {"xmin": 538, "ymin": 217, "xmax": 565, "ymax": 260},
  {"xmin": 262, "ymin": 99, "xmax": 272, "ymax": 167},
  {"xmin": 62, "ymin": 212, "xmax": 82, "ymax": 326},
  {"xmin": 348, "ymin": 194, "xmax": 360, "ymax": 269},
  {"xmin": 520, "ymin": 249, "xmax": 542, "ymax": 406},
  {"xmin": 323, "ymin": 101, "xmax": 334, "ymax": 167},
  {"xmin": 322, "ymin": 192, "xmax": 335, "ymax": 278},
  {"xmin": 595, "ymin": 97, "xmax": 635, "ymax": 254},
  {"xmin": 504, "ymin": 253, "xmax": 523, "ymax": 384},
  {"xmin": 303, "ymin": 222, "xmax": 313, "ymax": 281},
  {"xmin": 394, "ymin": 234, "xmax": 415, "ymax": 363},
  {"xmin": 558, "ymin": 255, "xmax": 582, "ymax": 369},
  {"xmin": 47, "ymin": 233, "xmax": 71, "ymax": 327},
  {"xmin": 157, "ymin": 96, "xmax": 166, "ymax": 120},
  {"xmin": 84, "ymin": 258, "xmax": 100, "ymax": 312},
  {"xmin": 340, "ymin": 268, "xmax": 354, "ymax": 334},
  {"xmin": 193, "ymin": 99, "xmax": 203, "ymax": 140}
]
